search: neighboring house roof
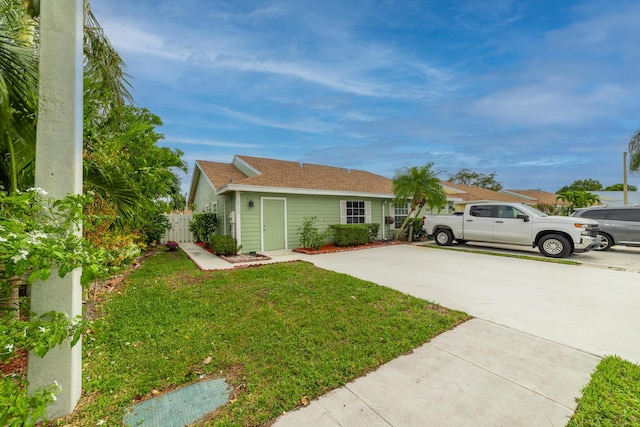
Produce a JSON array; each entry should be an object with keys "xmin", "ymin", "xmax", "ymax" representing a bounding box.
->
[
  {"xmin": 591, "ymin": 191, "xmax": 640, "ymax": 206},
  {"xmin": 500, "ymin": 189, "xmax": 569, "ymax": 206},
  {"xmin": 440, "ymin": 182, "xmax": 526, "ymax": 204},
  {"xmin": 188, "ymin": 155, "xmax": 394, "ymax": 204}
]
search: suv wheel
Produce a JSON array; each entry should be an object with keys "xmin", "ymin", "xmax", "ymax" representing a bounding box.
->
[{"xmin": 595, "ymin": 232, "xmax": 613, "ymax": 251}]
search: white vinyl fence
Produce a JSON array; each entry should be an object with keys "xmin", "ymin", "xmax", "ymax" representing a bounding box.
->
[{"xmin": 162, "ymin": 213, "xmax": 194, "ymax": 243}]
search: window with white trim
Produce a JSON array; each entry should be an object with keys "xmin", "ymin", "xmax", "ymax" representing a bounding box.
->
[
  {"xmin": 340, "ymin": 200, "xmax": 372, "ymax": 224},
  {"xmin": 393, "ymin": 202, "xmax": 410, "ymax": 229}
]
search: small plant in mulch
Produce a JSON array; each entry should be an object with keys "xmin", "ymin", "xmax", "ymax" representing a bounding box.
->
[{"xmin": 165, "ymin": 241, "xmax": 179, "ymax": 251}]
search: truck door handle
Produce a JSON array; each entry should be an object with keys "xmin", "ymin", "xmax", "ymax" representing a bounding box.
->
[
  {"xmin": 495, "ymin": 221, "xmax": 503, "ymax": 223},
  {"xmin": 466, "ymin": 220, "xmax": 473, "ymax": 222}
]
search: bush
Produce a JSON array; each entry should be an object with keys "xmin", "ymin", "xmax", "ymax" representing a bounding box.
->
[
  {"xmin": 143, "ymin": 212, "xmax": 171, "ymax": 244},
  {"xmin": 189, "ymin": 213, "xmax": 217, "ymax": 242},
  {"xmin": 209, "ymin": 235, "xmax": 241, "ymax": 256},
  {"xmin": 367, "ymin": 223, "xmax": 380, "ymax": 241},
  {"xmin": 329, "ymin": 224, "xmax": 379, "ymax": 247},
  {"xmin": 297, "ymin": 216, "xmax": 325, "ymax": 250}
]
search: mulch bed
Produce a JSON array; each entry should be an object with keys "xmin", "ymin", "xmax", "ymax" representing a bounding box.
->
[{"xmin": 292, "ymin": 240, "xmax": 403, "ymax": 255}]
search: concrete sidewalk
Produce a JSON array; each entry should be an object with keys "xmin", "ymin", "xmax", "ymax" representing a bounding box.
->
[
  {"xmin": 179, "ymin": 243, "xmax": 604, "ymax": 426},
  {"xmin": 179, "ymin": 242, "xmax": 311, "ymax": 270},
  {"xmin": 273, "ymin": 319, "xmax": 599, "ymax": 427}
]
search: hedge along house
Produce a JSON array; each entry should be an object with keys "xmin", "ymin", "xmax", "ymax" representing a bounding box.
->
[{"xmin": 187, "ymin": 155, "xmax": 425, "ymax": 253}]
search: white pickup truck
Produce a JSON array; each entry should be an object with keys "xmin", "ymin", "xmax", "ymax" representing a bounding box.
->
[{"xmin": 422, "ymin": 202, "xmax": 601, "ymax": 258}]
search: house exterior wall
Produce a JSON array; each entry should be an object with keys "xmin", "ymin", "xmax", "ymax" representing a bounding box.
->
[
  {"xmin": 192, "ymin": 173, "xmax": 216, "ymax": 213},
  {"xmin": 229, "ymin": 192, "xmax": 393, "ymax": 253}
]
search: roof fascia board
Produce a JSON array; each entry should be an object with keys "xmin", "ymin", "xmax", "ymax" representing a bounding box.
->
[
  {"xmin": 441, "ymin": 184, "xmax": 467, "ymax": 194},
  {"xmin": 187, "ymin": 161, "xmax": 217, "ymax": 205},
  {"xmin": 499, "ymin": 190, "xmax": 536, "ymax": 201},
  {"xmin": 232, "ymin": 155, "xmax": 261, "ymax": 177},
  {"xmin": 218, "ymin": 184, "xmax": 393, "ymax": 199}
]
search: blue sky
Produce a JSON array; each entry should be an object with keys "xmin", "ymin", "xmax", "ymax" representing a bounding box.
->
[{"xmin": 91, "ymin": 0, "xmax": 640, "ymax": 194}]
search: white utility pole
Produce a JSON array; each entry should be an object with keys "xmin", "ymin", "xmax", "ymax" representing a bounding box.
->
[
  {"xmin": 623, "ymin": 151, "xmax": 628, "ymax": 205},
  {"xmin": 27, "ymin": 0, "xmax": 84, "ymax": 418}
]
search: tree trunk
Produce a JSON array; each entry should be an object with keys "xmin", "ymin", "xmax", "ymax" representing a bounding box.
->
[{"xmin": 3, "ymin": 275, "xmax": 22, "ymax": 321}]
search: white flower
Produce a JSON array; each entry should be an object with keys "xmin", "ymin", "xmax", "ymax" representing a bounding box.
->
[
  {"xmin": 0, "ymin": 237, "xmax": 7, "ymax": 242},
  {"xmin": 5, "ymin": 343, "xmax": 14, "ymax": 353},
  {"xmin": 27, "ymin": 187, "xmax": 48, "ymax": 196},
  {"xmin": 51, "ymin": 393, "xmax": 57, "ymax": 401},
  {"xmin": 54, "ymin": 380, "xmax": 61, "ymax": 390},
  {"xmin": 11, "ymin": 249, "xmax": 28, "ymax": 263},
  {"xmin": 38, "ymin": 326, "xmax": 46, "ymax": 333}
]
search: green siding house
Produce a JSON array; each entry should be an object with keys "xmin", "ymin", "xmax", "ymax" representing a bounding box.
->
[{"xmin": 187, "ymin": 155, "xmax": 407, "ymax": 253}]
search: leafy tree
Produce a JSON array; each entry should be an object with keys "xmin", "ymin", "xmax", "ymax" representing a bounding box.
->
[
  {"xmin": 556, "ymin": 191, "xmax": 600, "ymax": 214},
  {"xmin": 604, "ymin": 183, "xmax": 638, "ymax": 191},
  {"xmin": 556, "ymin": 179, "xmax": 603, "ymax": 193},
  {"xmin": 0, "ymin": 0, "xmax": 186, "ymax": 245},
  {"xmin": 629, "ymin": 129, "xmax": 640, "ymax": 173},
  {"xmin": 393, "ymin": 163, "xmax": 446, "ymax": 241},
  {"xmin": 447, "ymin": 169, "xmax": 503, "ymax": 191}
]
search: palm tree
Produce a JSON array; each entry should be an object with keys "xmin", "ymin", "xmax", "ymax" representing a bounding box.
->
[
  {"xmin": 392, "ymin": 163, "xmax": 447, "ymax": 241},
  {"xmin": 556, "ymin": 191, "xmax": 600, "ymax": 214},
  {"xmin": 0, "ymin": 0, "xmax": 38, "ymax": 194},
  {"xmin": 629, "ymin": 129, "xmax": 640, "ymax": 173}
]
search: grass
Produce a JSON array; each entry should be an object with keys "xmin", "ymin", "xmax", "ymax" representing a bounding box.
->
[
  {"xmin": 568, "ymin": 356, "xmax": 640, "ymax": 426},
  {"xmin": 421, "ymin": 243, "xmax": 581, "ymax": 265},
  {"xmin": 62, "ymin": 249, "xmax": 469, "ymax": 426}
]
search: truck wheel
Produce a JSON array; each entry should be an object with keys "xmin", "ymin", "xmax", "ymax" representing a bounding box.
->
[
  {"xmin": 594, "ymin": 233, "xmax": 613, "ymax": 251},
  {"xmin": 538, "ymin": 234, "xmax": 571, "ymax": 258},
  {"xmin": 434, "ymin": 229, "xmax": 454, "ymax": 246}
]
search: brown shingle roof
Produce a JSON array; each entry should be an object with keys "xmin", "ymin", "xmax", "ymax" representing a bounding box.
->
[
  {"xmin": 441, "ymin": 182, "xmax": 526, "ymax": 203},
  {"xmin": 197, "ymin": 156, "xmax": 394, "ymax": 194},
  {"xmin": 501, "ymin": 189, "xmax": 568, "ymax": 206},
  {"xmin": 196, "ymin": 160, "xmax": 248, "ymax": 189}
]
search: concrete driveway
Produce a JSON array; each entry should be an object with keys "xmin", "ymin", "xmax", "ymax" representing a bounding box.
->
[
  {"xmin": 309, "ymin": 244, "xmax": 640, "ymax": 364},
  {"xmin": 432, "ymin": 240, "xmax": 640, "ymax": 272}
]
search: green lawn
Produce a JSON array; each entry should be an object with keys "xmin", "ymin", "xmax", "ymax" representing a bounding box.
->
[
  {"xmin": 63, "ymin": 249, "xmax": 468, "ymax": 426},
  {"xmin": 568, "ymin": 356, "xmax": 640, "ymax": 426}
]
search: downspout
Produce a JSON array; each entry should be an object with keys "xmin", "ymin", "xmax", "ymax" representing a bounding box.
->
[
  {"xmin": 235, "ymin": 191, "xmax": 242, "ymax": 251},
  {"xmin": 381, "ymin": 201, "xmax": 386, "ymax": 240}
]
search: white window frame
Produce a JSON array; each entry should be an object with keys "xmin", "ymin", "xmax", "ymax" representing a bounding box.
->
[
  {"xmin": 340, "ymin": 200, "xmax": 372, "ymax": 224},
  {"xmin": 392, "ymin": 202, "xmax": 410, "ymax": 230}
]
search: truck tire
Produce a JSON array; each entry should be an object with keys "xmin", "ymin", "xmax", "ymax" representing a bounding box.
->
[
  {"xmin": 538, "ymin": 234, "xmax": 571, "ymax": 258},
  {"xmin": 434, "ymin": 229, "xmax": 454, "ymax": 246},
  {"xmin": 594, "ymin": 232, "xmax": 613, "ymax": 251}
]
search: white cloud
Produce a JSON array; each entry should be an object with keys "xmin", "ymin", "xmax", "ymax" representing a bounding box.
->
[{"xmin": 162, "ymin": 137, "xmax": 261, "ymax": 148}]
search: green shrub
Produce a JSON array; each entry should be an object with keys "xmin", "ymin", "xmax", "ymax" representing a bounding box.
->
[
  {"xmin": 209, "ymin": 235, "xmax": 241, "ymax": 256},
  {"xmin": 297, "ymin": 216, "xmax": 325, "ymax": 250},
  {"xmin": 189, "ymin": 213, "xmax": 217, "ymax": 242},
  {"xmin": 144, "ymin": 212, "xmax": 171, "ymax": 244},
  {"xmin": 367, "ymin": 223, "xmax": 380, "ymax": 241},
  {"xmin": 329, "ymin": 224, "xmax": 379, "ymax": 247}
]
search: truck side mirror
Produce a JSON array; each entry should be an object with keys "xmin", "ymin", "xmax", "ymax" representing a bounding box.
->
[{"xmin": 517, "ymin": 214, "xmax": 529, "ymax": 222}]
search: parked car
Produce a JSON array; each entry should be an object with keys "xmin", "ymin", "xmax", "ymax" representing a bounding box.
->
[
  {"xmin": 571, "ymin": 206, "xmax": 640, "ymax": 250},
  {"xmin": 423, "ymin": 202, "xmax": 601, "ymax": 258}
]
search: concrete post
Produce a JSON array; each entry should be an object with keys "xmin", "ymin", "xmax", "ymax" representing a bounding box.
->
[{"xmin": 27, "ymin": 0, "xmax": 84, "ymax": 419}]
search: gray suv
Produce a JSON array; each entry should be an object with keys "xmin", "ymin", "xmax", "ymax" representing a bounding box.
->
[{"xmin": 572, "ymin": 206, "xmax": 640, "ymax": 250}]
